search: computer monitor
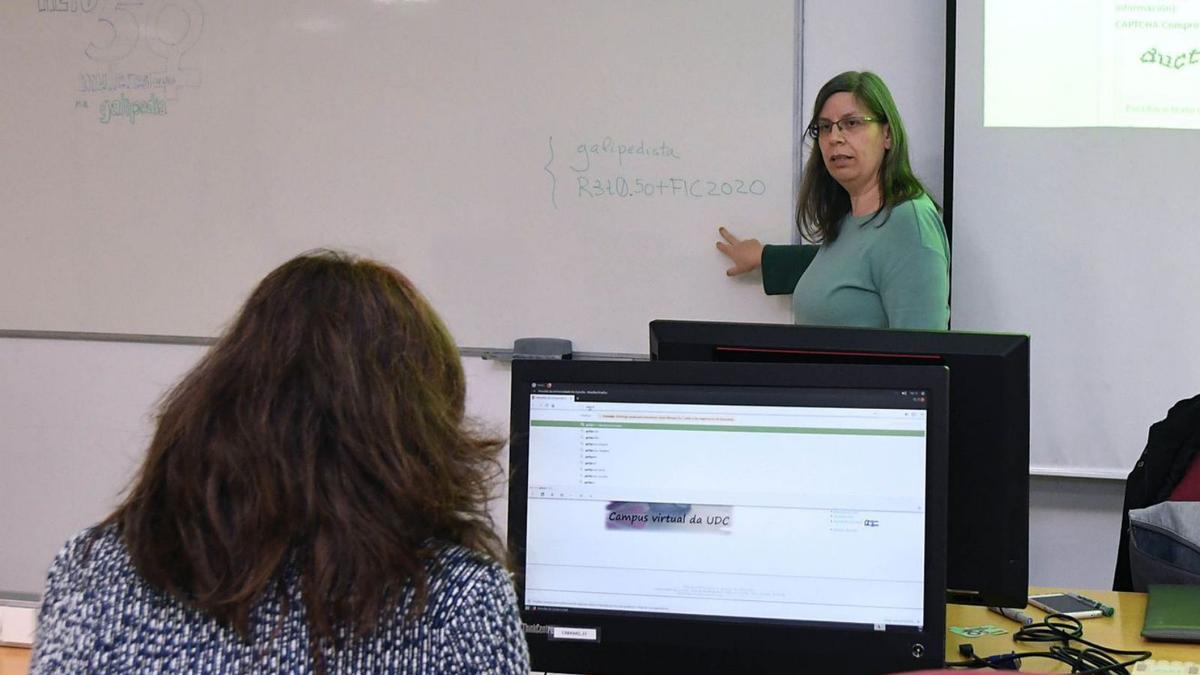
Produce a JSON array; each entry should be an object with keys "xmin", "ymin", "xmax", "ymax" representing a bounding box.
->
[
  {"xmin": 508, "ymin": 359, "xmax": 948, "ymax": 674},
  {"xmin": 649, "ymin": 320, "xmax": 1030, "ymax": 608}
]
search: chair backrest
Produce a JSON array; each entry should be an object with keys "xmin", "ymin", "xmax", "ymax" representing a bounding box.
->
[{"xmin": 1128, "ymin": 501, "xmax": 1200, "ymax": 591}]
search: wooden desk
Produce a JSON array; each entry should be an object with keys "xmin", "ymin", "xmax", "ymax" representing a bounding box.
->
[
  {"xmin": 0, "ymin": 646, "xmax": 30, "ymax": 675},
  {"xmin": 947, "ymin": 588, "xmax": 1200, "ymax": 670},
  {"xmin": 4, "ymin": 589, "xmax": 1199, "ymax": 674}
]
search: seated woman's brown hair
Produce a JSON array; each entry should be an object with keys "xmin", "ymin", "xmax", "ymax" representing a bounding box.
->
[{"xmin": 97, "ymin": 249, "xmax": 506, "ymax": 650}]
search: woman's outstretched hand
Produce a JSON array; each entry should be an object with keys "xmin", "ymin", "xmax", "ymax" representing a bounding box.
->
[{"xmin": 716, "ymin": 226, "xmax": 764, "ymax": 276}]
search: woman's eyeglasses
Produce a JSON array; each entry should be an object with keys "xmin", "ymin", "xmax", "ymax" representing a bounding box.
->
[{"xmin": 806, "ymin": 115, "xmax": 882, "ymax": 139}]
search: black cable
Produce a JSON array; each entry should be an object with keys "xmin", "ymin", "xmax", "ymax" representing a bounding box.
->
[
  {"xmin": 1014, "ymin": 614, "xmax": 1153, "ymax": 673},
  {"xmin": 945, "ymin": 613, "xmax": 1153, "ymax": 673},
  {"xmin": 944, "ymin": 643, "xmax": 1030, "ymax": 669}
]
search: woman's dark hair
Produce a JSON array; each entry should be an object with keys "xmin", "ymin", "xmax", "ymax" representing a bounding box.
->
[
  {"xmin": 795, "ymin": 70, "xmax": 936, "ymax": 243},
  {"xmin": 97, "ymin": 250, "xmax": 505, "ymax": 655}
]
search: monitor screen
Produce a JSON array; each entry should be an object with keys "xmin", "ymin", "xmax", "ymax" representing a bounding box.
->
[
  {"xmin": 508, "ymin": 359, "xmax": 948, "ymax": 674},
  {"xmin": 649, "ymin": 320, "xmax": 1030, "ymax": 609}
]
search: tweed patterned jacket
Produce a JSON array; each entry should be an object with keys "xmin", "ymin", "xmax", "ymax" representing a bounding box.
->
[{"xmin": 30, "ymin": 526, "xmax": 529, "ymax": 674}]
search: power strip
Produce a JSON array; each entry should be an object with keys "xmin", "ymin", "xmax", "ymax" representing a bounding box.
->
[{"xmin": 1132, "ymin": 661, "xmax": 1200, "ymax": 675}]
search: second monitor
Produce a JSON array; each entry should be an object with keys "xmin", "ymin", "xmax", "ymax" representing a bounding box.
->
[{"xmin": 650, "ymin": 319, "xmax": 1030, "ymax": 608}]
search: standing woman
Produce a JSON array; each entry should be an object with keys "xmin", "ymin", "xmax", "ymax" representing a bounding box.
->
[
  {"xmin": 31, "ymin": 251, "xmax": 528, "ymax": 674},
  {"xmin": 717, "ymin": 71, "xmax": 950, "ymax": 329}
]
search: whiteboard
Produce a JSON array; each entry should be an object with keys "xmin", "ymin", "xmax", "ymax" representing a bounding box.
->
[{"xmin": 0, "ymin": 0, "xmax": 797, "ymax": 353}]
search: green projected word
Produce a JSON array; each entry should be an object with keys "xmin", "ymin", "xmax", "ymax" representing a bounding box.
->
[{"xmin": 1140, "ymin": 47, "xmax": 1200, "ymax": 69}]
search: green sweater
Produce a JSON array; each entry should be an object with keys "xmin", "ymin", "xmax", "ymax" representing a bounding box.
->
[{"xmin": 761, "ymin": 195, "xmax": 949, "ymax": 330}]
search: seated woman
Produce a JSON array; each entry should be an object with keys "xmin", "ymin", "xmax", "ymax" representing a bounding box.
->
[{"xmin": 30, "ymin": 251, "xmax": 528, "ymax": 674}]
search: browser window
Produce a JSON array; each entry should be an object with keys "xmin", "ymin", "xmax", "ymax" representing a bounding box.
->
[{"xmin": 523, "ymin": 382, "xmax": 930, "ymax": 629}]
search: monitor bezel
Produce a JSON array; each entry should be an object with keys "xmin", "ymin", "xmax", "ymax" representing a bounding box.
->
[
  {"xmin": 648, "ymin": 319, "xmax": 1030, "ymax": 608},
  {"xmin": 508, "ymin": 359, "xmax": 949, "ymax": 674}
]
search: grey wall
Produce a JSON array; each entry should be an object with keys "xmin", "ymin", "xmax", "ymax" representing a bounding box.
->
[{"xmin": 1028, "ymin": 476, "xmax": 1125, "ymax": 589}]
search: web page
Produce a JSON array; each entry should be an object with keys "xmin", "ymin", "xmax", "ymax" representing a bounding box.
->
[
  {"xmin": 985, "ymin": 1, "xmax": 1200, "ymax": 128},
  {"xmin": 523, "ymin": 384, "xmax": 929, "ymax": 629}
]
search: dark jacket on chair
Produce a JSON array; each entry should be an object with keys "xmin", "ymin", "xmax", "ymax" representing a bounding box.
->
[{"xmin": 1114, "ymin": 393, "xmax": 1200, "ymax": 591}]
